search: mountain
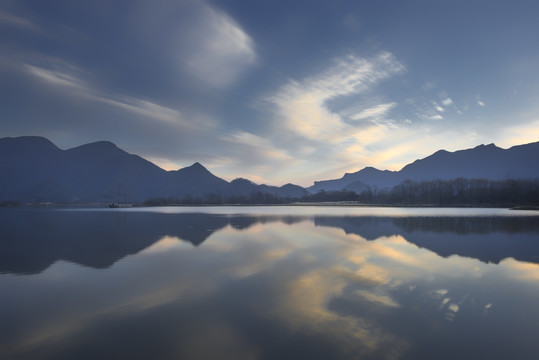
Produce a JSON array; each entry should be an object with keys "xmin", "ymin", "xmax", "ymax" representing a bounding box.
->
[
  {"xmin": 2, "ymin": 136, "xmax": 538, "ymax": 203},
  {"xmin": 225, "ymin": 178, "xmax": 308, "ymax": 199},
  {"xmin": 0, "ymin": 136, "xmax": 169, "ymax": 203},
  {"xmin": 309, "ymin": 142, "xmax": 539, "ymax": 193},
  {"xmin": 164, "ymin": 162, "xmax": 229, "ymax": 198},
  {"xmin": 0, "ymin": 136, "xmax": 307, "ymax": 203}
]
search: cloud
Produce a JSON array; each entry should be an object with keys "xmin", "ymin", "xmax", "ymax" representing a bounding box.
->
[
  {"xmin": 477, "ymin": 100, "xmax": 485, "ymax": 107},
  {"xmin": 224, "ymin": 131, "xmax": 293, "ymax": 163},
  {"xmin": 424, "ymin": 113, "xmax": 443, "ymax": 121},
  {"xmin": 0, "ymin": 10, "xmax": 35, "ymax": 29},
  {"xmin": 24, "ymin": 62, "xmax": 187, "ymax": 125},
  {"xmin": 493, "ymin": 119, "xmax": 539, "ymax": 148},
  {"xmin": 349, "ymin": 102, "xmax": 397, "ymax": 121},
  {"xmin": 182, "ymin": 5, "xmax": 256, "ymax": 88},
  {"xmin": 25, "ymin": 64, "xmax": 87, "ymax": 91},
  {"xmin": 264, "ymin": 52, "xmax": 405, "ymax": 142},
  {"xmin": 442, "ymin": 98, "xmax": 453, "ymax": 106},
  {"xmin": 239, "ymin": 51, "xmax": 413, "ymax": 184},
  {"xmin": 218, "ymin": 130, "xmax": 297, "ymax": 181}
]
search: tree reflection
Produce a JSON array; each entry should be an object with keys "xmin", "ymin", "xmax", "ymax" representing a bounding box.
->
[{"xmin": 1, "ymin": 209, "xmax": 538, "ymax": 275}]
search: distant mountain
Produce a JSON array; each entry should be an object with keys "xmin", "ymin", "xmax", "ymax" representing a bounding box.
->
[
  {"xmin": 309, "ymin": 142, "xmax": 539, "ymax": 193},
  {"xmin": 224, "ymin": 178, "xmax": 308, "ymax": 199},
  {"xmin": 2, "ymin": 136, "xmax": 538, "ymax": 203},
  {"xmin": 164, "ymin": 162, "xmax": 229, "ymax": 198},
  {"xmin": 0, "ymin": 136, "xmax": 307, "ymax": 203}
]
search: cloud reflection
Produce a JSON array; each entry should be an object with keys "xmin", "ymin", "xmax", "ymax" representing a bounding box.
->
[{"xmin": 2, "ymin": 211, "xmax": 539, "ymax": 359}]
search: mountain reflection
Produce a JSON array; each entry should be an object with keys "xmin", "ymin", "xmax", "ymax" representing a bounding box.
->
[
  {"xmin": 0, "ymin": 210, "xmax": 231, "ymax": 274},
  {"xmin": 2, "ymin": 208, "xmax": 539, "ymax": 360},
  {"xmin": 1, "ymin": 209, "xmax": 539, "ymax": 275},
  {"xmin": 315, "ymin": 216, "xmax": 539, "ymax": 264}
]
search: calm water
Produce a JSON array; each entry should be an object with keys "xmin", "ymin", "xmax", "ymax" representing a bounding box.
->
[{"xmin": 1, "ymin": 206, "xmax": 539, "ymax": 360}]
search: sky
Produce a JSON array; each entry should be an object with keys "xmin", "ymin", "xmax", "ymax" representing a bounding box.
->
[{"xmin": 1, "ymin": 0, "xmax": 539, "ymax": 187}]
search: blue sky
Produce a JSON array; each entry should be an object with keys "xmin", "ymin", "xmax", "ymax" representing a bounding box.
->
[{"xmin": 1, "ymin": 0, "xmax": 538, "ymax": 186}]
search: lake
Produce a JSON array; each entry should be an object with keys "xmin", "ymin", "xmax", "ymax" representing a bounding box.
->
[{"xmin": 1, "ymin": 206, "xmax": 539, "ymax": 359}]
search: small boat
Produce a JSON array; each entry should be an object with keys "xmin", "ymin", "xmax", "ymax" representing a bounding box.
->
[{"xmin": 109, "ymin": 185, "xmax": 121, "ymax": 208}]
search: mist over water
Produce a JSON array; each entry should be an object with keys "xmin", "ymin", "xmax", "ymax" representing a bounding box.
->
[{"xmin": 1, "ymin": 207, "xmax": 539, "ymax": 359}]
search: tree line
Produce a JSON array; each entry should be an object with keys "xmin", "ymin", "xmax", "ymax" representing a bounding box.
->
[
  {"xmin": 143, "ymin": 191, "xmax": 296, "ymax": 206},
  {"xmin": 143, "ymin": 178, "xmax": 539, "ymax": 207},
  {"xmin": 303, "ymin": 178, "xmax": 539, "ymax": 207}
]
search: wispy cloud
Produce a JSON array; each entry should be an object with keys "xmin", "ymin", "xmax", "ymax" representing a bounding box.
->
[
  {"xmin": 0, "ymin": 11, "xmax": 35, "ymax": 29},
  {"xmin": 264, "ymin": 52, "xmax": 405, "ymax": 142},
  {"xmin": 239, "ymin": 52, "xmax": 418, "ymax": 183},
  {"xmin": 349, "ymin": 102, "xmax": 397, "ymax": 121},
  {"xmin": 98, "ymin": 96, "xmax": 181, "ymax": 124},
  {"xmin": 25, "ymin": 64, "xmax": 88, "ymax": 90},
  {"xmin": 24, "ymin": 62, "xmax": 189, "ymax": 126},
  {"xmin": 219, "ymin": 130, "xmax": 297, "ymax": 181},
  {"xmin": 183, "ymin": 5, "xmax": 256, "ymax": 88},
  {"xmin": 477, "ymin": 100, "xmax": 485, "ymax": 107}
]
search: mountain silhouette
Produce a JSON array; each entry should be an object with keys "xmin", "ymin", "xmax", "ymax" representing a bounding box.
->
[
  {"xmin": 309, "ymin": 142, "xmax": 539, "ymax": 193},
  {"xmin": 2, "ymin": 136, "xmax": 538, "ymax": 203},
  {"xmin": 0, "ymin": 136, "xmax": 307, "ymax": 203}
]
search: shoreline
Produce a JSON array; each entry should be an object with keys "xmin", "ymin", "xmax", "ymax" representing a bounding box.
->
[{"xmin": 2, "ymin": 201, "xmax": 538, "ymax": 209}]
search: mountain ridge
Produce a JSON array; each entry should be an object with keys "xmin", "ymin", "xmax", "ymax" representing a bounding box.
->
[
  {"xmin": 308, "ymin": 141, "xmax": 539, "ymax": 193},
  {"xmin": 0, "ymin": 136, "xmax": 307, "ymax": 203},
  {"xmin": 1, "ymin": 136, "xmax": 538, "ymax": 203}
]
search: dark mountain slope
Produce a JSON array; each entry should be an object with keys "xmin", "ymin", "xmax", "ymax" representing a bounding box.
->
[
  {"xmin": 165, "ymin": 162, "xmax": 229, "ymax": 197},
  {"xmin": 309, "ymin": 141, "xmax": 539, "ymax": 193},
  {"xmin": 0, "ymin": 136, "xmax": 309, "ymax": 203}
]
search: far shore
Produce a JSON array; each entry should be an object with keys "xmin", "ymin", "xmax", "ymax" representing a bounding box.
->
[{"xmin": 2, "ymin": 201, "xmax": 538, "ymax": 210}]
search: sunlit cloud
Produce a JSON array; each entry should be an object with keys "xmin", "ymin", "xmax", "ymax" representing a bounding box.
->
[
  {"xmin": 245, "ymin": 51, "xmax": 411, "ymax": 184},
  {"xmin": 349, "ymin": 102, "xmax": 397, "ymax": 121},
  {"xmin": 264, "ymin": 52, "xmax": 405, "ymax": 142},
  {"xmin": 487, "ymin": 117, "xmax": 539, "ymax": 150},
  {"xmin": 98, "ymin": 95, "xmax": 181, "ymax": 124},
  {"xmin": 225, "ymin": 131, "xmax": 292, "ymax": 161},
  {"xmin": 218, "ymin": 130, "xmax": 297, "ymax": 180},
  {"xmin": 477, "ymin": 100, "xmax": 486, "ymax": 107}
]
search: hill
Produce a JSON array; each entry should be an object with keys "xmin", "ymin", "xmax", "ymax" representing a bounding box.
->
[
  {"xmin": 0, "ymin": 136, "xmax": 307, "ymax": 204},
  {"xmin": 308, "ymin": 142, "xmax": 539, "ymax": 193}
]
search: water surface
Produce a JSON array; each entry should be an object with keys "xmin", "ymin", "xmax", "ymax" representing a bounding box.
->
[{"xmin": 1, "ymin": 206, "xmax": 539, "ymax": 359}]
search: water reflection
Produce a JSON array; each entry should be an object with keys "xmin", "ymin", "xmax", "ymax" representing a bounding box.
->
[
  {"xmin": 1, "ymin": 209, "xmax": 538, "ymax": 274},
  {"xmin": 315, "ymin": 216, "xmax": 539, "ymax": 264},
  {"xmin": 1, "ymin": 208, "xmax": 539, "ymax": 360}
]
